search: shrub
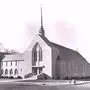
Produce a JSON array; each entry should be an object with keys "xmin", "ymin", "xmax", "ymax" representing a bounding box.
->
[
  {"xmin": 17, "ymin": 76, "xmax": 22, "ymax": 79},
  {"xmin": 64, "ymin": 77, "xmax": 69, "ymax": 80},
  {"xmin": 9, "ymin": 76, "xmax": 14, "ymax": 79},
  {"xmin": 56, "ymin": 77, "xmax": 60, "ymax": 79}
]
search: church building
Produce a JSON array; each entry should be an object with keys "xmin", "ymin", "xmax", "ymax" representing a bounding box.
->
[{"xmin": 0, "ymin": 8, "xmax": 90, "ymax": 80}]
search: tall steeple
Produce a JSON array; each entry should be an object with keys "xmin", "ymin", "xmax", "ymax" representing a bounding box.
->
[{"xmin": 39, "ymin": 5, "xmax": 45, "ymax": 36}]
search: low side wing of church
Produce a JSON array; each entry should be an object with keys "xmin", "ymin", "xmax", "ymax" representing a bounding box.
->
[{"xmin": 0, "ymin": 8, "xmax": 90, "ymax": 80}]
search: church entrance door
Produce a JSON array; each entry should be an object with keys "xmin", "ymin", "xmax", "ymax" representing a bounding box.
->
[{"xmin": 32, "ymin": 67, "xmax": 43, "ymax": 75}]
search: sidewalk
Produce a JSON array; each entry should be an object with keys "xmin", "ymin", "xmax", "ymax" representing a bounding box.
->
[
  {"xmin": 0, "ymin": 79, "xmax": 69, "ymax": 85},
  {"xmin": 0, "ymin": 79, "xmax": 90, "ymax": 86}
]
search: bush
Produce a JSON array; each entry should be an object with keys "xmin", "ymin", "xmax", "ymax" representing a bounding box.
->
[
  {"xmin": 0, "ymin": 76, "xmax": 8, "ymax": 79},
  {"xmin": 64, "ymin": 77, "xmax": 69, "ymax": 80},
  {"xmin": 56, "ymin": 77, "xmax": 60, "ymax": 79},
  {"xmin": 0, "ymin": 76, "xmax": 4, "ymax": 78},
  {"xmin": 9, "ymin": 76, "xmax": 14, "ymax": 79},
  {"xmin": 4, "ymin": 76, "xmax": 8, "ymax": 78},
  {"xmin": 24, "ymin": 73, "xmax": 33, "ymax": 78},
  {"xmin": 17, "ymin": 76, "xmax": 23, "ymax": 79}
]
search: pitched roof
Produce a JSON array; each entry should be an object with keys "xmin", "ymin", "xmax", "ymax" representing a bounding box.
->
[
  {"xmin": 39, "ymin": 35, "xmax": 76, "ymax": 51},
  {"xmin": 40, "ymin": 35, "xmax": 88, "ymax": 62},
  {"xmin": 2, "ymin": 53, "xmax": 24, "ymax": 61}
]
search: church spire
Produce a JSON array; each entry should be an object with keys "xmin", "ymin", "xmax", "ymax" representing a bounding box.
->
[{"xmin": 39, "ymin": 5, "xmax": 45, "ymax": 36}]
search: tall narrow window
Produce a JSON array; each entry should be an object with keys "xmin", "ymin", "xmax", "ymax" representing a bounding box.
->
[
  {"xmin": 11, "ymin": 61, "xmax": 12, "ymax": 66},
  {"xmin": 39, "ymin": 47, "xmax": 42, "ymax": 61},
  {"xmin": 5, "ymin": 69, "xmax": 8, "ymax": 75},
  {"xmin": 34, "ymin": 49, "xmax": 37, "ymax": 62},
  {"xmin": 33, "ymin": 43, "xmax": 42, "ymax": 62},
  {"xmin": 10, "ymin": 69, "xmax": 13, "ymax": 75},
  {"xmin": 6, "ymin": 61, "xmax": 7, "ymax": 66},
  {"xmin": 56, "ymin": 56, "xmax": 61, "ymax": 60},
  {"xmin": 16, "ymin": 61, "xmax": 17, "ymax": 66},
  {"xmin": 1, "ymin": 69, "xmax": 3, "ymax": 74},
  {"xmin": 14, "ymin": 69, "xmax": 18, "ymax": 75}
]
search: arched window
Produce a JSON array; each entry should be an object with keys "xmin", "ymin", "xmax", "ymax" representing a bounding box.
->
[
  {"xmin": 33, "ymin": 47, "xmax": 37, "ymax": 62},
  {"xmin": 5, "ymin": 69, "xmax": 8, "ymax": 75},
  {"xmin": 14, "ymin": 69, "xmax": 18, "ymax": 75},
  {"xmin": 10, "ymin": 69, "xmax": 13, "ymax": 75},
  {"xmin": 33, "ymin": 43, "xmax": 42, "ymax": 62},
  {"xmin": 39, "ymin": 47, "xmax": 42, "ymax": 61},
  {"xmin": 56, "ymin": 56, "xmax": 61, "ymax": 60},
  {"xmin": 1, "ymin": 69, "xmax": 3, "ymax": 74}
]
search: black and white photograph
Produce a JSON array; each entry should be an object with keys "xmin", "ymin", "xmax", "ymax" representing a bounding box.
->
[{"xmin": 0, "ymin": 0, "xmax": 90, "ymax": 90}]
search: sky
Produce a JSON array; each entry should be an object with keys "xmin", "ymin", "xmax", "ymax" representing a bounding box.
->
[{"xmin": 0, "ymin": 0, "xmax": 90, "ymax": 62}]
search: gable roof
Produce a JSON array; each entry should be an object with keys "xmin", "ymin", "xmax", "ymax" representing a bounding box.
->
[
  {"xmin": 2, "ymin": 53, "xmax": 24, "ymax": 61},
  {"xmin": 39, "ymin": 35, "xmax": 76, "ymax": 51},
  {"xmin": 39, "ymin": 35, "xmax": 88, "ymax": 63}
]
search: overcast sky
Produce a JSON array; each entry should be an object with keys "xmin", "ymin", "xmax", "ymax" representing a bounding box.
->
[{"xmin": 0, "ymin": 0, "xmax": 90, "ymax": 62}]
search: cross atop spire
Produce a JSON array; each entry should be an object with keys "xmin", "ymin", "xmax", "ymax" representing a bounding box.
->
[{"xmin": 39, "ymin": 5, "xmax": 45, "ymax": 36}]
